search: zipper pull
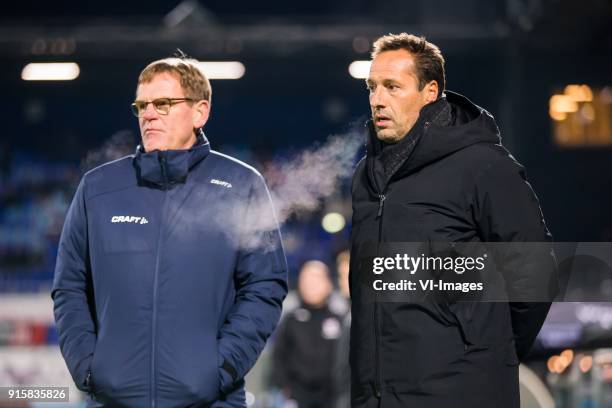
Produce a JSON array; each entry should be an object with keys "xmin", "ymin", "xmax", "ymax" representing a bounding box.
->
[
  {"xmin": 377, "ymin": 194, "xmax": 386, "ymax": 218},
  {"xmin": 372, "ymin": 383, "xmax": 382, "ymax": 398}
]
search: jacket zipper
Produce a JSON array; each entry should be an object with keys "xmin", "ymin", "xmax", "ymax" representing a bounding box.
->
[
  {"xmin": 374, "ymin": 192, "xmax": 385, "ymax": 400},
  {"xmin": 150, "ymin": 154, "xmax": 169, "ymax": 408},
  {"xmin": 368, "ymin": 161, "xmax": 386, "ymax": 400},
  {"xmin": 376, "ymin": 194, "xmax": 386, "ymax": 219},
  {"xmin": 368, "ymin": 121, "xmax": 430, "ymax": 402}
]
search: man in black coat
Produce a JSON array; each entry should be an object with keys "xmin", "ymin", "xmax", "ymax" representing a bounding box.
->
[{"xmin": 349, "ymin": 33, "xmax": 558, "ymax": 408}]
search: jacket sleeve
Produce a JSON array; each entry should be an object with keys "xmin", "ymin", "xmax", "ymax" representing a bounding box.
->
[
  {"xmin": 217, "ymin": 173, "xmax": 288, "ymax": 392},
  {"xmin": 51, "ymin": 178, "xmax": 96, "ymax": 391},
  {"xmin": 473, "ymin": 155, "xmax": 558, "ymax": 361}
]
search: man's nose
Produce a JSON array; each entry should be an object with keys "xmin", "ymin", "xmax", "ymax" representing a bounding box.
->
[
  {"xmin": 370, "ymin": 88, "xmax": 385, "ymax": 109},
  {"xmin": 141, "ymin": 103, "xmax": 158, "ymax": 120}
]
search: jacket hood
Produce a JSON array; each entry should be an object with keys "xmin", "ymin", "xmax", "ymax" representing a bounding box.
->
[
  {"xmin": 133, "ymin": 130, "xmax": 211, "ymax": 188},
  {"xmin": 366, "ymin": 91, "xmax": 501, "ymax": 189}
]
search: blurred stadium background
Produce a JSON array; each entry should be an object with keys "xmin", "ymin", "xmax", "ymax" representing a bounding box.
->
[{"xmin": 0, "ymin": 0, "xmax": 611, "ymax": 406}]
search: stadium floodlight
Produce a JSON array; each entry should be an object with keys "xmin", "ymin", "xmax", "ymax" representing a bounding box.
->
[
  {"xmin": 21, "ymin": 62, "xmax": 80, "ymax": 81},
  {"xmin": 322, "ymin": 212, "xmax": 346, "ymax": 233},
  {"xmin": 348, "ymin": 60, "xmax": 371, "ymax": 79},
  {"xmin": 196, "ymin": 61, "xmax": 245, "ymax": 79}
]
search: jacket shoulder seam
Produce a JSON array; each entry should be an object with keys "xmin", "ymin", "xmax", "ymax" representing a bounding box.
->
[
  {"xmin": 83, "ymin": 155, "xmax": 134, "ymax": 177},
  {"xmin": 209, "ymin": 150, "xmax": 262, "ymax": 177},
  {"xmin": 85, "ymin": 184, "xmax": 138, "ymax": 202}
]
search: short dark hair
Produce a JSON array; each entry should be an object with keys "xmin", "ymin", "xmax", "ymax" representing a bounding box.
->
[{"xmin": 372, "ymin": 33, "xmax": 445, "ymax": 98}]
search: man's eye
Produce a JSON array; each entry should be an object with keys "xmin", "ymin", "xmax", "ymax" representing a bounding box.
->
[{"xmin": 154, "ymin": 100, "xmax": 170, "ymax": 108}]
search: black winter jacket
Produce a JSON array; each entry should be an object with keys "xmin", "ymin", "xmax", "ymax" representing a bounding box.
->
[{"xmin": 349, "ymin": 91, "xmax": 557, "ymax": 408}]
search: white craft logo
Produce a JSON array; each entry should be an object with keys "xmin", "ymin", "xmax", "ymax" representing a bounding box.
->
[
  {"xmin": 210, "ymin": 179, "xmax": 232, "ymax": 188},
  {"xmin": 111, "ymin": 216, "xmax": 149, "ymax": 225}
]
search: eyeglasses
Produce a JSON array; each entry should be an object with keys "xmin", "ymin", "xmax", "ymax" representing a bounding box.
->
[{"xmin": 131, "ymin": 98, "xmax": 195, "ymax": 117}]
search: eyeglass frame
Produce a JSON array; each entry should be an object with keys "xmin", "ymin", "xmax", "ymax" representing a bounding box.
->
[{"xmin": 130, "ymin": 97, "xmax": 197, "ymax": 117}]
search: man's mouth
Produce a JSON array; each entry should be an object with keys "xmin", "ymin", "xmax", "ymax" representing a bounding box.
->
[{"xmin": 374, "ymin": 115, "xmax": 392, "ymax": 128}]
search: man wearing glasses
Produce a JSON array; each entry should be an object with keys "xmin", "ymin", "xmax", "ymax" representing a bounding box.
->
[{"xmin": 52, "ymin": 56, "xmax": 288, "ymax": 407}]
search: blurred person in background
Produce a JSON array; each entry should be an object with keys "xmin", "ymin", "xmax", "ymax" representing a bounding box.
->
[
  {"xmin": 52, "ymin": 54, "xmax": 287, "ymax": 407},
  {"xmin": 272, "ymin": 260, "xmax": 342, "ymax": 408},
  {"xmin": 333, "ymin": 250, "xmax": 351, "ymax": 408},
  {"xmin": 335, "ymin": 250, "xmax": 351, "ymax": 302},
  {"xmin": 349, "ymin": 33, "xmax": 557, "ymax": 407}
]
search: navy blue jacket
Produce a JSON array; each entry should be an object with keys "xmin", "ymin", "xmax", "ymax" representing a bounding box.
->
[{"xmin": 52, "ymin": 134, "xmax": 288, "ymax": 407}]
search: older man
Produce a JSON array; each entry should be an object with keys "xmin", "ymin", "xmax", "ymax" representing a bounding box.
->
[
  {"xmin": 349, "ymin": 33, "xmax": 557, "ymax": 408},
  {"xmin": 53, "ymin": 56, "xmax": 287, "ymax": 407}
]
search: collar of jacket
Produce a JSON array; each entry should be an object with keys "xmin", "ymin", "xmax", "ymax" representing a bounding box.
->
[
  {"xmin": 366, "ymin": 94, "xmax": 452, "ymax": 191},
  {"xmin": 365, "ymin": 90, "xmax": 501, "ymax": 190},
  {"xmin": 133, "ymin": 130, "xmax": 211, "ymax": 188}
]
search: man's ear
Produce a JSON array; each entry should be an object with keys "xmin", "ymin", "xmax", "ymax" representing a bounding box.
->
[
  {"xmin": 424, "ymin": 80, "xmax": 439, "ymax": 103},
  {"xmin": 193, "ymin": 100, "xmax": 210, "ymax": 128}
]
